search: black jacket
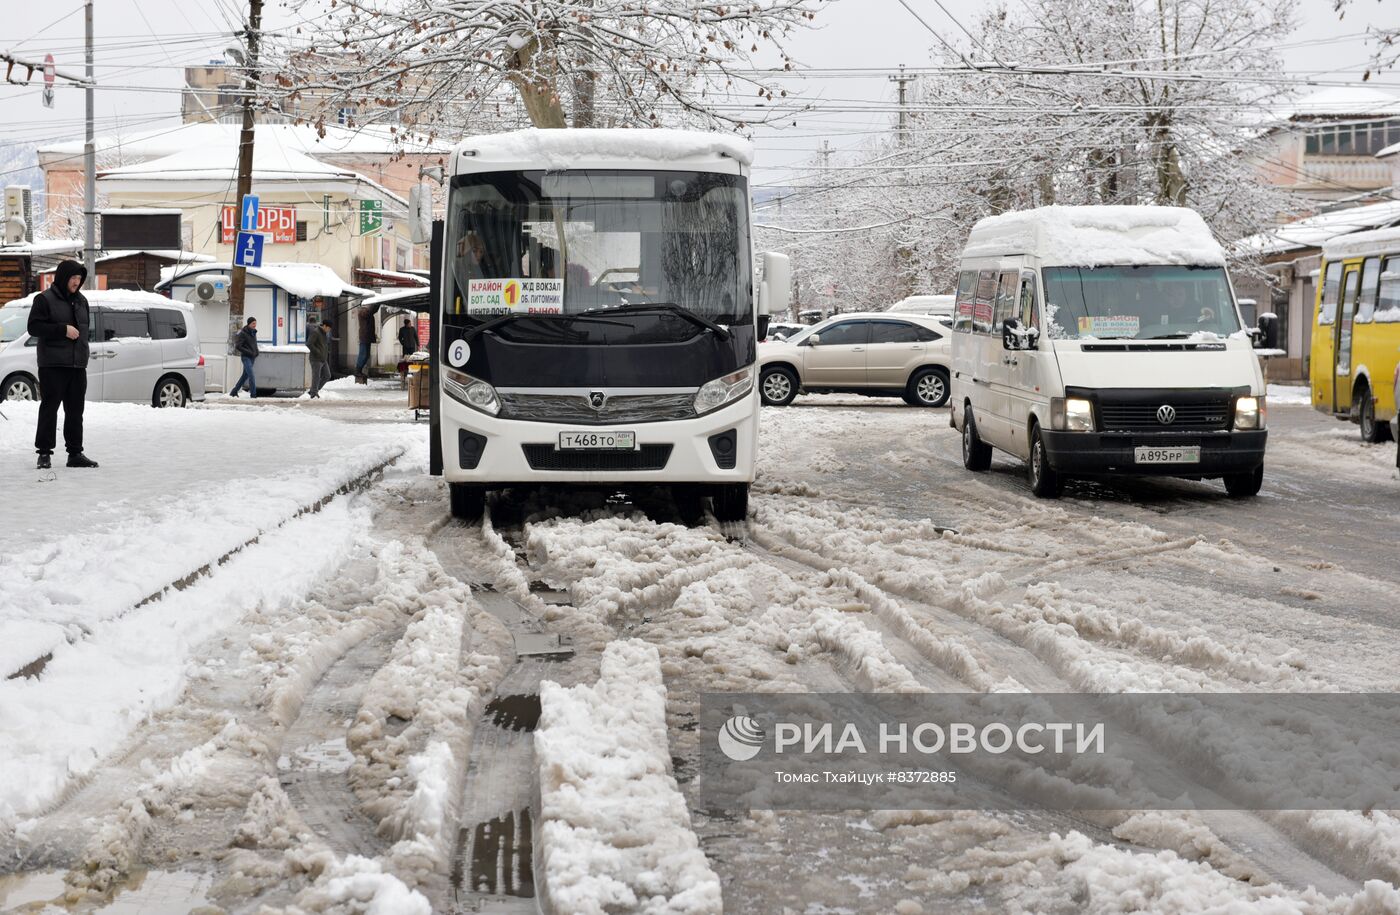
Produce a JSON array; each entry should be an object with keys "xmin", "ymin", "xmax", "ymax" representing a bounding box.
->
[
  {"xmin": 27, "ymin": 260, "xmax": 90, "ymax": 369},
  {"xmin": 307, "ymin": 326, "xmax": 329, "ymax": 362},
  {"xmin": 234, "ymin": 325, "xmax": 259, "ymax": 359},
  {"xmin": 398, "ymin": 323, "xmax": 418, "ymax": 354}
]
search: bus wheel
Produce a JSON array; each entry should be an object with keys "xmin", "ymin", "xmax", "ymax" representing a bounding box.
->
[
  {"xmin": 449, "ymin": 483, "xmax": 486, "ymax": 521},
  {"xmin": 713, "ymin": 483, "xmax": 749, "ymax": 523},
  {"xmin": 1223, "ymin": 465, "xmax": 1264, "ymax": 499},
  {"xmin": 1359, "ymin": 387, "xmax": 1392, "ymax": 443}
]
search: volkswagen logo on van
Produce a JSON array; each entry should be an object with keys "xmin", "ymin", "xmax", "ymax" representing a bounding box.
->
[
  {"xmin": 588, "ymin": 391, "xmax": 607, "ymax": 411},
  {"xmin": 1156, "ymin": 404, "xmax": 1177, "ymax": 425}
]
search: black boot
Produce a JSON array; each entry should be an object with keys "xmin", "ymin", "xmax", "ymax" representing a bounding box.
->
[
  {"xmin": 37, "ymin": 453, "xmax": 51, "ymax": 470},
  {"xmin": 67, "ymin": 453, "xmax": 99, "ymax": 468}
]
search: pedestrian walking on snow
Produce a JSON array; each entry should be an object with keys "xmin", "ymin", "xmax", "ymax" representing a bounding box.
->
[
  {"xmin": 28, "ymin": 259, "xmax": 98, "ymax": 469},
  {"xmin": 354, "ymin": 306, "xmax": 377, "ymax": 383},
  {"xmin": 307, "ymin": 320, "xmax": 333, "ymax": 398},
  {"xmin": 230, "ymin": 317, "xmax": 260, "ymax": 398}
]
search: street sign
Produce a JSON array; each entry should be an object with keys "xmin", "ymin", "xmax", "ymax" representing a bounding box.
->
[
  {"xmin": 234, "ymin": 231, "xmax": 265, "ymax": 269},
  {"xmin": 359, "ymin": 199, "xmax": 383, "ymax": 235},
  {"xmin": 240, "ymin": 195, "xmax": 260, "ymax": 232},
  {"xmin": 42, "ymin": 54, "xmax": 54, "ymax": 109}
]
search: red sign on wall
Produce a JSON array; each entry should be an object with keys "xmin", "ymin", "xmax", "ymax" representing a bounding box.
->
[{"xmin": 221, "ymin": 205, "xmax": 297, "ymax": 244}]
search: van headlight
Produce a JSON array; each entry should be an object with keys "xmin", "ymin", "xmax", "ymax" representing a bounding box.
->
[
  {"xmin": 694, "ymin": 365, "xmax": 755, "ymax": 415},
  {"xmin": 443, "ymin": 368, "xmax": 500, "ymax": 416},
  {"xmin": 1235, "ymin": 395, "xmax": 1264, "ymax": 430},
  {"xmin": 1051, "ymin": 396, "xmax": 1095, "ymax": 432}
]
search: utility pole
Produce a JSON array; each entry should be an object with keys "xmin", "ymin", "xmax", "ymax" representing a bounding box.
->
[
  {"xmin": 888, "ymin": 65, "xmax": 913, "ymax": 147},
  {"xmin": 228, "ymin": 0, "xmax": 263, "ymax": 318},
  {"xmin": 820, "ymin": 140, "xmax": 831, "ymax": 169},
  {"xmin": 83, "ymin": 0, "xmax": 95, "ymax": 282}
]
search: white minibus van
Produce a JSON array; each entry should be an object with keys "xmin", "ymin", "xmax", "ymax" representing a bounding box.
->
[{"xmin": 950, "ymin": 206, "xmax": 1267, "ymax": 498}]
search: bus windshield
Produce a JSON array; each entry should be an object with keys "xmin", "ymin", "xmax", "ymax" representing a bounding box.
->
[
  {"xmin": 1042, "ymin": 265, "xmax": 1241, "ymax": 340},
  {"xmin": 446, "ymin": 170, "xmax": 751, "ymax": 333}
]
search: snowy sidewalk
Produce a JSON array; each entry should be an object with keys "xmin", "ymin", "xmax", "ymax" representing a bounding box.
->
[{"xmin": 0, "ymin": 401, "xmax": 418, "ymax": 679}]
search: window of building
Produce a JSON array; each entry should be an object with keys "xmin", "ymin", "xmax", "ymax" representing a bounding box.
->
[
  {"xmin": 1305, "ymin": 119, "xmax": 1400, "ymax": 157},
  {"xmin": 296, "ymin": 221, "xmax": 308, "ymax": 242}
]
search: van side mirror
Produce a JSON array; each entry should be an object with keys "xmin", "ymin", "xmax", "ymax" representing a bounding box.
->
[
  {"xmin": 760, "ymin": 252, "xmax": 792, "ymax": 318},
  {"xmin": 1002, "ymin": 317, "xmax": 1023, "ymax": 350},
  {"xmin": 1255, "ymin": 313, "xmax": 1280, "ymax": 350}
]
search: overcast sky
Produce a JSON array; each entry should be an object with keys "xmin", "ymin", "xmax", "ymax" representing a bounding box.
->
[{"xmin": 3, "ymin": 0, "xmax": 1397, "ymax": 183}]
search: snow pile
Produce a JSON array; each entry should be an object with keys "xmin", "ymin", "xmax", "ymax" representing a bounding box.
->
[
  {"xmin": 1268, "ymin": 384, "xmax": 1312, "ymax": 406},
  {"xmin": 962, "ymin": 206, "xmax": 1227, "ymax": 267},
  {"xmin": 536, "ymin": 639, "xmax": 721, "ymax": 915},
  {"xmin": 0, "ymin": 402, "xmax": 410, "ymax": 679},
  {"xmin": 459, "ymin": 128, "xmax": 755, "ymax": 168},
  {"xmin": 283, "ymin": 853, "xmax": 431, "ymax": 915}
]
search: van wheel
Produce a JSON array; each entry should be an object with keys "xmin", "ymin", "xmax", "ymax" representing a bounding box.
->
[
  {"xmin": 760, "ymin": 366, "xmax": 798, "ymax": 406},
  {"xmin": 449, "ymin": 483, "xmax": 486, "ymax": 521},
  {"xmin": 905, "ymin": 367, "xmax": 949, "ymax": 407},
  {"xmin": 1027, "ymin": 425, "xmax": 1062, "ymax": 498},
  {"xmin": 1358, "ymin": 386, "xmax": 1392, "ymax": 443},
  {"xmin": 153, "ymin": 376, "xmax": 189, "ymax": 408},
  {"xmin": 962, "ymin": 408, "xmax": 992, "ymax": 471},
  {"xmin": 713, "ymin": 483, "xmax": 750, "ymax": 523},
  {"xmin": 1223, "ymin": 465, "xmax": 1264, "ymax": 499},
  {"xmin": 2, "ymin": 373, "xmax": 38, "ymax": 402}
]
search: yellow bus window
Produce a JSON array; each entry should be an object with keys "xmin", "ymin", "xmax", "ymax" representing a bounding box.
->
[
  {"xmin": 1319, "ymin": 261, "xmax": 1341, "ymax": 325},
  {"xmin": 1380, "ymin": 258, "xmax": 1400, "ymax": 323},
  {"xmin": 1357, "ymin": 258, "xmax": 1381, "ymax": 323}
]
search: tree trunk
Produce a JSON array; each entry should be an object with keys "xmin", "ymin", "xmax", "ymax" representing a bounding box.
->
[
  {"xmin": 507, "ymin": 37, "xmax": 568, "ymax": 129},
  {"xmin": 572, "ymin": 70, "xmax": 597, "ymax": 128}
]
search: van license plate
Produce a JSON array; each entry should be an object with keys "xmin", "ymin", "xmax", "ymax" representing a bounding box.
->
[
  {"xmin": 1134, "ymin": 446, "xmax": 1200, "ymax": 464},
  {"xmin": 559, "ymin": 431, "xmax": 636, "ymax": 451}
]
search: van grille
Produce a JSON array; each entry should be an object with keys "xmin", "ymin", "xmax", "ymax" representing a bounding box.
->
[
  {"xmin": 1098, "ymin": 399, "xmax": 1232, "ymax": 432},
  {"xmin": 522, "ymin": 444, "xmax": 673, "ymax": 471}
]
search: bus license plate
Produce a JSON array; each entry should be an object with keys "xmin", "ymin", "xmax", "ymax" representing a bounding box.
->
[
  {"xmin": 1134, "ymin": 446, "xmax": 1200, "ymax": 464},
  {"xmin": 559, "ymin": 431, "xmax": 636, "ymax": 451}
]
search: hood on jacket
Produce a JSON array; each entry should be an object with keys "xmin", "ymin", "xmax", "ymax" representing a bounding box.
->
[{"xmin": 53, "ymin": 260, "xmax": 88, "ymax": 299}]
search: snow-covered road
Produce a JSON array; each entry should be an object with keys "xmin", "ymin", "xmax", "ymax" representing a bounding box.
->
[{"xmin": 2, "ymin": 394, "xmax": 1399, "ymax": 913}]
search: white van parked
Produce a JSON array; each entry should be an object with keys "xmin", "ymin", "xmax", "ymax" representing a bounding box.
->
[
  {"xmin": 0, "ymin": 290, "xmax": 206, "ymax": 407},
  {"xmin": 950, "ymin": 206, "xmax": 1267, "ymax": 498}
]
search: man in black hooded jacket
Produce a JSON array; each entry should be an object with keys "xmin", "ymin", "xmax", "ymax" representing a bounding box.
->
[{"xmin": 27, "ymin": 260, "xmax": 98, "ymax": 470}]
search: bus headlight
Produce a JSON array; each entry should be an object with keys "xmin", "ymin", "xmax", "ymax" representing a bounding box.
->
[
  {"xmin": 1051, "ymin": 397, "xmax": 1095, "ymax": 432},
  {"xmin": 694, "ymin": 365, "xmax": 755, "ymax": 415},
  {"xmin": 444, "ymin": 368, "xmax": 500, "ymax": 416},
  {"xmin": 1235, "ymin": 395, "xmax": 1264, "ymax": 430}
]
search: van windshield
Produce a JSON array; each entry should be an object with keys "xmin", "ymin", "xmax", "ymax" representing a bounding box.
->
[
  {"xmin": 0, "ymin": 304, "xmax": 30, "ymax": 343},
  {"xmin": 1042, "ymin": 266, "xmax": 1241, "ymax": 340}
]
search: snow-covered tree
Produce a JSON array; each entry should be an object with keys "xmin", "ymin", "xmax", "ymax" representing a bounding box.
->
[{"xmin": 279, "ymin": 0, "xmax": 824, "ymax": 133}]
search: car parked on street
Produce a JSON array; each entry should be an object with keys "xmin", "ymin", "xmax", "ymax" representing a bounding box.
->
[
  {"xmin": 758, "ymin": 311, "xmax": 951, "ymax": 407},
  {"xmin": 0, "ymin": 290, "xmax": 206, "ymax": 408}
]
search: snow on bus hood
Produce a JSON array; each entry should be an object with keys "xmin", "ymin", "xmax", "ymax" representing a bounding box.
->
[{"xmin": 1050, "ymin": 337, "xmax": 1262, "ymax": 391}]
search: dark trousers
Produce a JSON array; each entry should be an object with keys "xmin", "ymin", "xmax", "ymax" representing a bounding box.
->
[
  {"xmin": 309, "ymin": 360, "xmax": 331, "ymax": 396},
  {"xmin": 35, "ymin": 366, "xmax": 87, "ymax": 456}
]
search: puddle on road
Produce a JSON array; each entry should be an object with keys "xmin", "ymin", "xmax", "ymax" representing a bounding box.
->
[
  {"xmin": 0, "ymin": 868, "xmax": 211, "ymax": 913},
  {"xmin": 276, "ymin": 735, "xmax": 355, "ymax": 774},
  {"xmin": 485, "ymin": 694, "xmax": 542, "ymax": 732},
  {"xmin": 452, "ymin": 809, "xmax": 535, "ymax": 899}
]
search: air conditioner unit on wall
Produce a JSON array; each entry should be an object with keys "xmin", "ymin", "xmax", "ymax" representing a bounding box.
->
[
  {"xmin": 3, "ymin": 186, "xmax": 32, "ymax": 245},
  {"xmin": 191, "ymin": 273, "xmax": 231, "ymax": 304}
]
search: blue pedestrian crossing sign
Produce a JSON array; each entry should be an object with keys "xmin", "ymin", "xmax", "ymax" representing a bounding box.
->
[
  {"xmin": 240, "ymin": 195, "xmax": 260, "ymax": 232},
  {"xmin": 235, "ymin": 231, "xmax": 265, "ymax": 268}
]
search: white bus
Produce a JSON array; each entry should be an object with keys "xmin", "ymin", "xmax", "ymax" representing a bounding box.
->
[{"xmin": 434, "ymin": 129, "xmax": 788, "ymax": 522}]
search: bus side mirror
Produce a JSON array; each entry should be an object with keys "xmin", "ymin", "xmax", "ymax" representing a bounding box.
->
[
  {"xmin": 1256, "ymin": 313, "xmax": 1280, "ymax": 350},
  {"xmin": 760, "ymin": 252, "xmax": 791, "ymax": 318},
  {"xmin": 758, "ymin": 314, "xmax": 772, "ymax": 340}
]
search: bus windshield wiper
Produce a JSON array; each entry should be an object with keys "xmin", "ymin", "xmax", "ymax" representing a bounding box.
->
[
  {"xmin": 463, "ymin": 311, "xmax": 635, "ymax": 342},
  {"xmin": 577, "ymin": 301, "xmax": 731, "ymax": 340}
]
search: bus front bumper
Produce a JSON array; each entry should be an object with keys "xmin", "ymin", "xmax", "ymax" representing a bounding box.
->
[
  {"xmin": 1040, "ymin": 429, "xmax": 1267, "ymax": 478},
  {"xmin": 439, "ymin": 394, "xmax": 758, "ymax": 486}
]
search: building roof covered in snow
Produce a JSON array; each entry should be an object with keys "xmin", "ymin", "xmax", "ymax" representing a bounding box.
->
[
  {"xmin": 963, "ymin": 206, "xmax": 1227, "ymax": 268},
  {"xmin": 1236, "ymin": 199, "xmax": 1400, "ymax": 257},
  {"xmin": 453, "ymin": 128, "xmax": 755, "ymax": 171},
  {"xmin": 1321, "ymin": 224, "xmax": 1400, "ymax": 261},
  {"xmin": 158, "ymin": 261, "xmax": 370, "ymax": 299},
  {"xmin": 1282, "ymin": 87, "xmax": 1400, "ymax": 121}
]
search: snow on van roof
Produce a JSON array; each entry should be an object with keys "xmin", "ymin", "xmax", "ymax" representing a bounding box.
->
[
  {"xmin": 1321, "ymin": 225, "xmax": 1400, "ymax": 261},
  {"xmin": 963, "ymin": 206, "xmax": 1227, "ymax": 268},
  {"xmin": 2, "ymin": 290, "xmax": 189, "ymax": 312},
  {"xmin": 455, "ymin": 128, "xmax": 754, "ymax": 168}
]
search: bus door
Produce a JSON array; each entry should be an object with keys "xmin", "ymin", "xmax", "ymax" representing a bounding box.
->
[{"xmin": 1333, "ymin": 264, "xmax": 1362, "ymax": 414}]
